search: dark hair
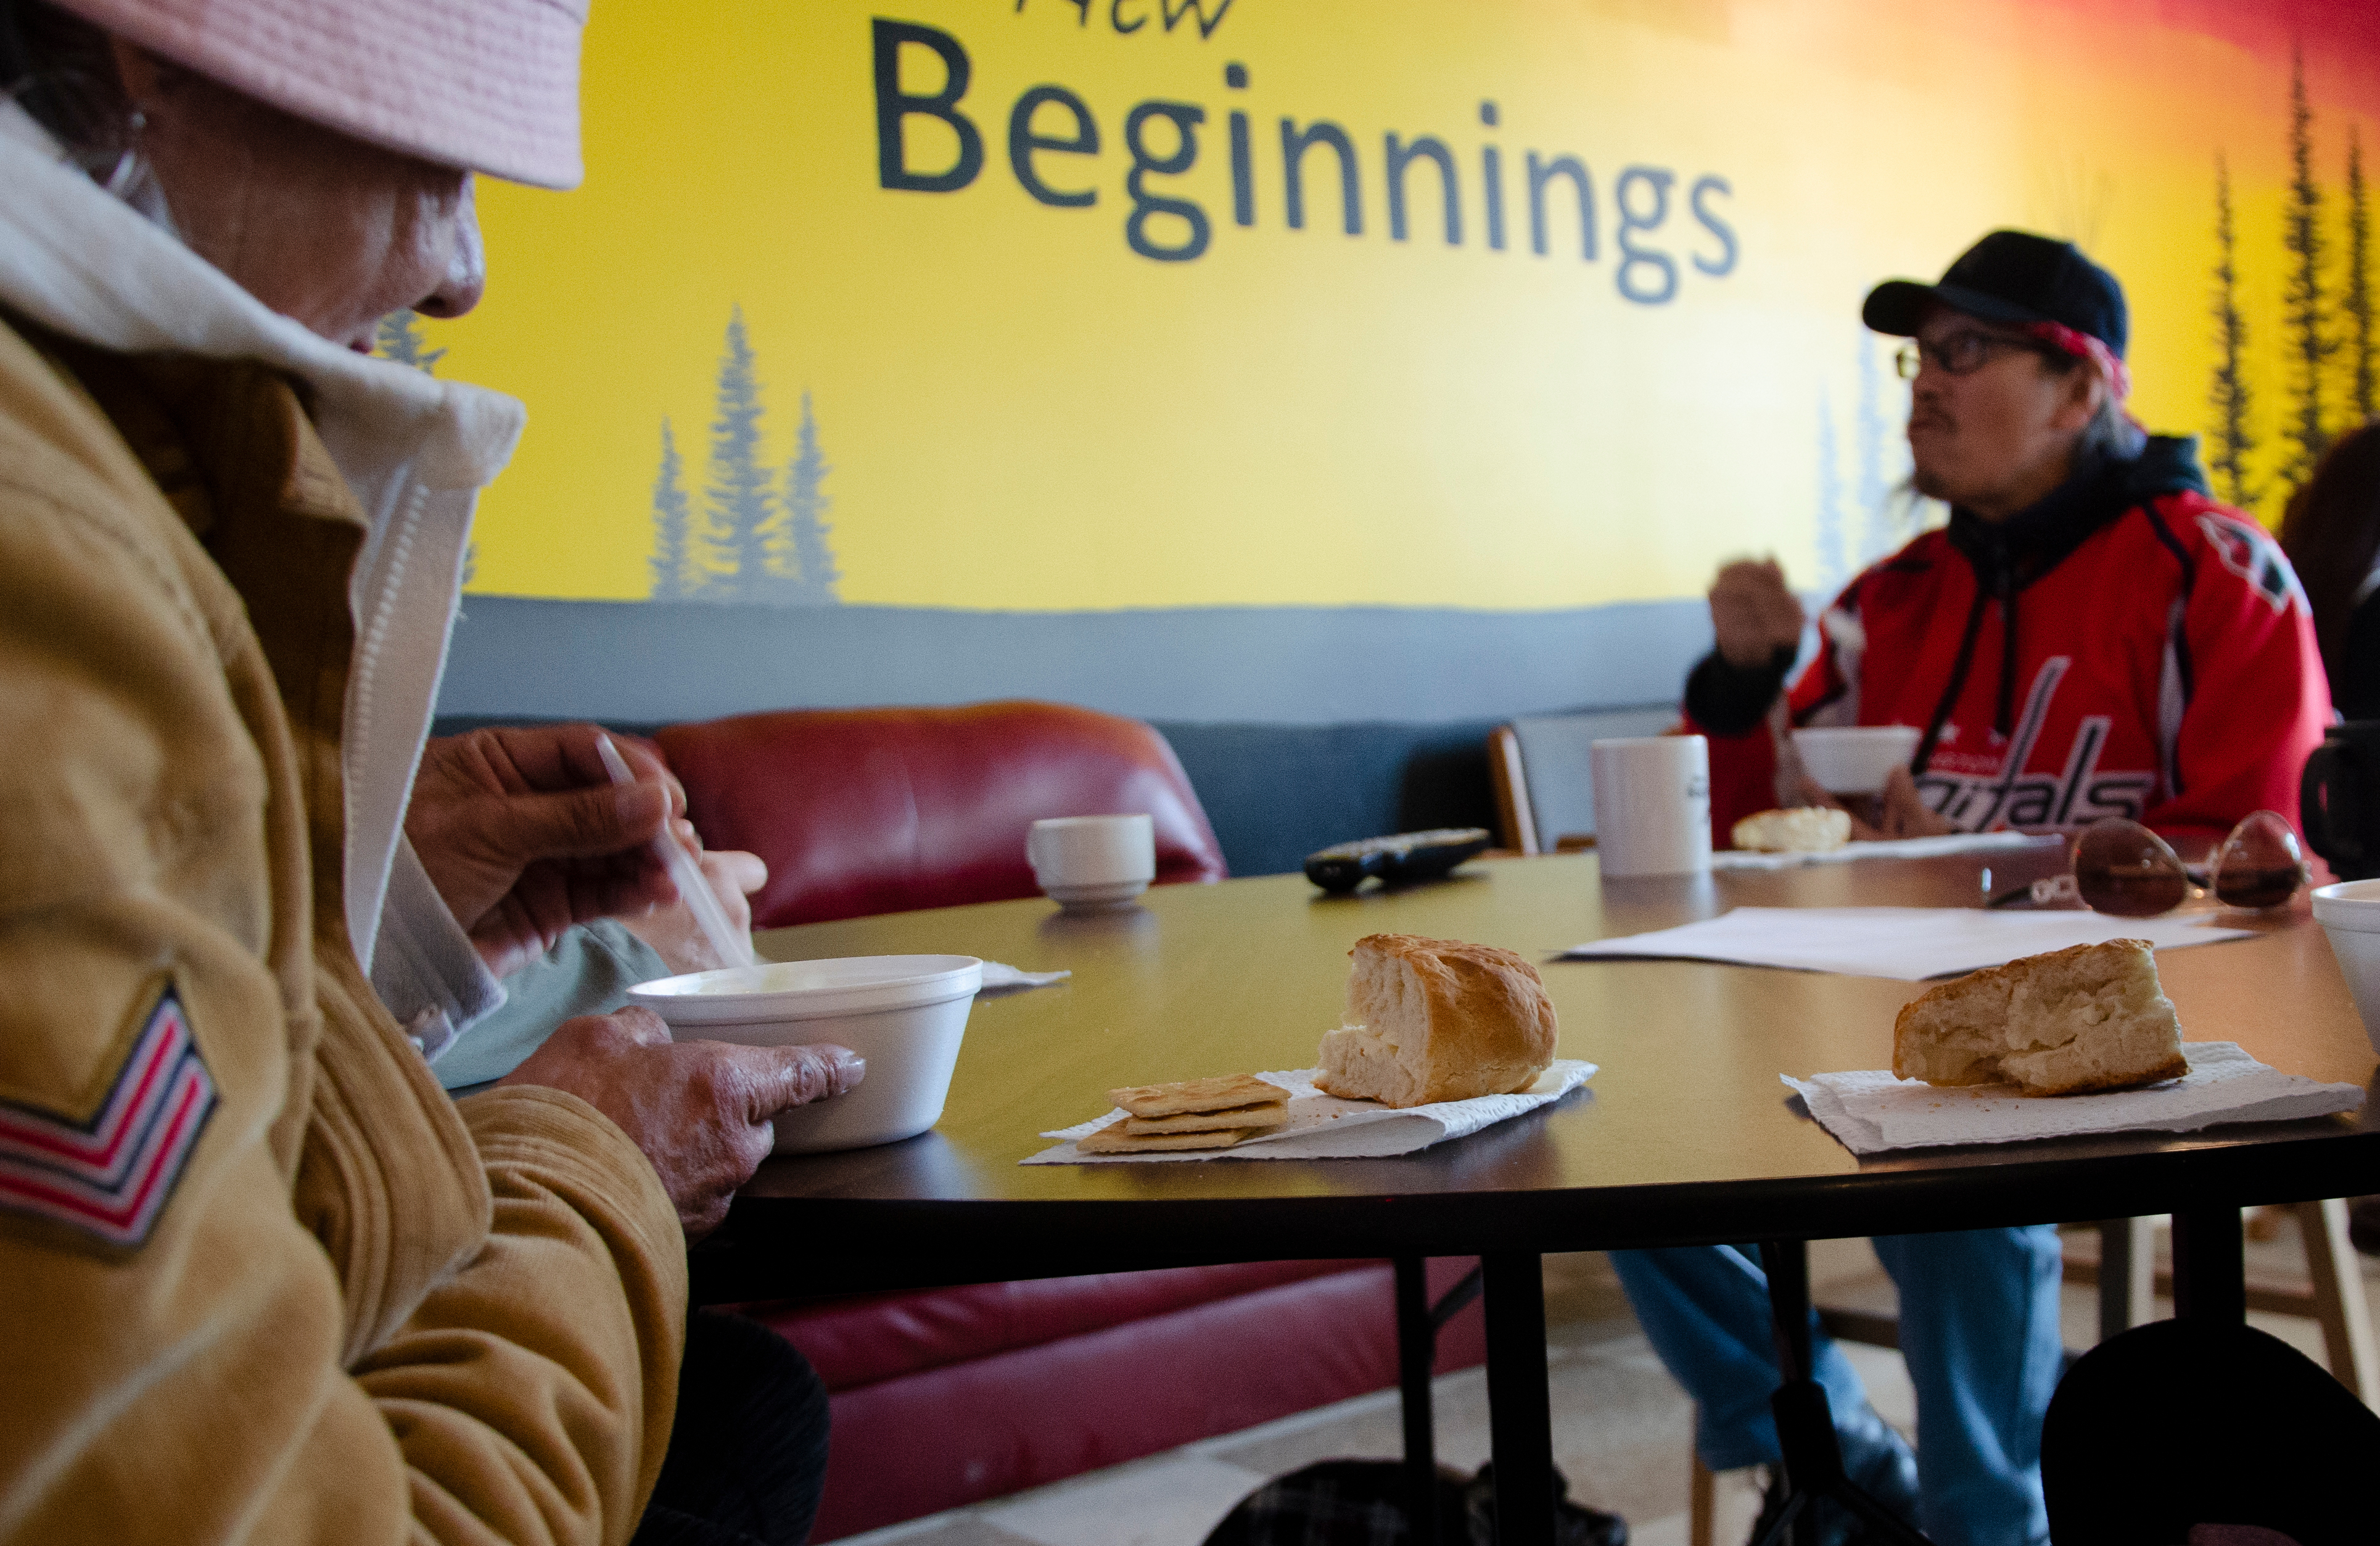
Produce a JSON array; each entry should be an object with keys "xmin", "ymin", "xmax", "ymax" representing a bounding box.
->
[
  {"xmin": 2278, "ymin": 421, "xmax": 2380, "ymax": 688},
  {"xmin": 2038, "ymin": 345, "xmax": 2148, "ymax": 463},
  {"xmin": 1, "ymin": 0, "xmax": 134, "ymax": 181}
]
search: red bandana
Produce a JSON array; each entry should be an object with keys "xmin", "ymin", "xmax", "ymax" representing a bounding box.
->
[{"xmin": 2023, "ymin": 320, "xmax": 2132, "ymax": 402}]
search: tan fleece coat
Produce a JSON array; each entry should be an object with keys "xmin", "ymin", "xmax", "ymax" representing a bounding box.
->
[{"xmin": 0, "ymin": 316, "xmax": 687, "ymax": 1544}]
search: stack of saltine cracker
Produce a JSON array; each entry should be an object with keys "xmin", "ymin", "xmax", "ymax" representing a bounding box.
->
[{"xmin": 1079, "ymin": 1075, "xmax": 1288, "ymax": 1154}]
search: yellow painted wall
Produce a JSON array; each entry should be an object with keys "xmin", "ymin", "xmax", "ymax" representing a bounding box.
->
[{"xmin": 419, "ymin": 0, "xmax": 2380, "ymax": 609}]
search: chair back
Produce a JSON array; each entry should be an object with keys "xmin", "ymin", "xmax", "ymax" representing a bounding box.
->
[
  {"xmin": 656, "ymin": 700, "xmax": 1227, "ymax": 927},
  {"xmin": 1488, "ymin": 707, "xmax": 1679, "ymax": 854}
]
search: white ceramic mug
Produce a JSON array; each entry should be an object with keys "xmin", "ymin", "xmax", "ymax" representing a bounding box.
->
[
  {"xmin": 1589, "ymin": 735, "xmax": 1711, "ymax": 878},
  {"xmin": 1027, "ymin": 814, "xmax": 1156, "ymax": 908}
]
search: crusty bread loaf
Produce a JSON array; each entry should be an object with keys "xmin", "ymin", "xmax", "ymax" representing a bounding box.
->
[
  {"xmin": 1731, "ymin": 806, "xmax": 1853, "ymax": 853},
  {"xmin": 1893, "ymin": 938, "xmax": 2187, "ymax": 1096},
  {"xmin": 1315, "ymin": 934, "xmax": 1557, "ymax": 1109}
]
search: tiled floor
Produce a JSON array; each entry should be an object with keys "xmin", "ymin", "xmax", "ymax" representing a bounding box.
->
[{"xmin": 838, "ymin": 1225, "xmax": 2380, "ymax": 1546}]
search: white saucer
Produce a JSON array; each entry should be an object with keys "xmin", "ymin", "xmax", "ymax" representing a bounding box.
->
[{"xmin": 1043, "ymin": 878, "xmax": 1150, "ymax": 911}]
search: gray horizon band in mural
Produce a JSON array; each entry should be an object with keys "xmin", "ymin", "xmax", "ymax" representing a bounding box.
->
[{"xmin": 437, "ymin": 597, "xmax": 1710, "ymax": 726}]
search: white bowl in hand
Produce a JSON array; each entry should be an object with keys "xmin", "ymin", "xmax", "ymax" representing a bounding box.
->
[
  {"xmin": 2312, "ymin": 881, "xmax": 2380, "ymax": 1058},
  {"xmin": 1791, "ymin": 725, "xmax": 1924, "ymax": 795},
  {"xmin": 629, "ymin": 955, "xmax": 983, "ymax": 1154}
]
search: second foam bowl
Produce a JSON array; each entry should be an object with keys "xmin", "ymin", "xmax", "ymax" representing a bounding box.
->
[{"xmin": 1791, "ymin": 725, "xmax": 1925, "ymax": 795}]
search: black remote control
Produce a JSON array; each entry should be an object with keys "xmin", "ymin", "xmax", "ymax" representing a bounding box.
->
[{"xmin": 1304, "ymin": 827, "xmax": 1493, "ymax": 893}]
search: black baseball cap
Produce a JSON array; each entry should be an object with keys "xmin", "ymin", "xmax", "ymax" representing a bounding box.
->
[{"xmin": 1863, "ymin": 230, "xmax": 2129, "ymax": 358}]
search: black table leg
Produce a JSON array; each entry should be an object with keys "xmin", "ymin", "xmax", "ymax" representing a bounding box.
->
[
  {"xmin": 1396, "ymin": 1257, "xmax": 1440, "ymax": 1546},
  {"xmin": 1756, "ymin": 1241, "xmax": 1932, "ymax": 1546},
  {"xmin": 1483, "ymin": 1251, "xmax": 1555, "ymax": 1546},
  {"xmin": 2171, "ymin": 1206, "xmax": 2246, "ymax": 1322}
]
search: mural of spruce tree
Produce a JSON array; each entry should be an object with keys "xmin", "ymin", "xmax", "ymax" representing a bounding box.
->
[
  {"xmin": 647, "ymin": 419, "xmax": 699, "ymax": 600},
  {"xmin": 1852, "ymin": 330, "xmax": 1903, "ymax": 563},
  {"xmin": 1808, "ymin": 333, "xmax": 1922, "ymax": 594},
  {"xmin": 702, "ymin": 306, "xmax": 780, "ymax": 603},
  {"xmin": 375, "ymin": 309, "xmax": 472, "ymax": 584},
  {"xmin": 2279, "ymin": 46, "xmax": 2337, "ymax": 487},
  {"xmin": 778, "ymin": 392, "xmax": 841, "ymax": 605},
  {"xmin": 662, "ymin": 307, "xmax": 845, "ymax": 605},
  {"xmin": 374, "ymin": 308, "xmax": 447, "ymax": 373},
  {"xmin": 2348, "ymin": 128, "xmax": 2376, "ymax": 424},
  {"xmin": 1812, "ymin": 389, "xmax": 1847, "ymax": 593},
  {"xmin": 2205, "ymin": 154, "xmax": 2263, "ymax": 511}
]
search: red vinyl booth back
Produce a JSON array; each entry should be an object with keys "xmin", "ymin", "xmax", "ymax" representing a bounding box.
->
[{"xmin": 655, "ymin": 700, "xmax": 1228, "ymax": 928}]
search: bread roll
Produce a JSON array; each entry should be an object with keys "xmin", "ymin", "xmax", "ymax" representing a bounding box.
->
[
  {"xmin": 1316, "ymin": 934, "xmax": 1557, "ymax": 1109},
  {"xmin": 1893, "ymin": 938, "xmax": 2186, "ymax": 1096},
  {"xmin": 1731, "ymin": 807, "xmax": 1853, "ymax": 853}
]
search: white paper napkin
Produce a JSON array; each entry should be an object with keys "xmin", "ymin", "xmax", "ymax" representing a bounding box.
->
[
  {"xmin": 1713, "ymin": 831, "xmax": 2056, "ymax": 871},
  {"xmin": 1023, "ymin": 1059, "xmax": 1597, "ymax": 1164},
  {"xmin": 1560, "ymin": 907, "xmax": 2253, "ymax": 981},
  {"xmin": 979, "ymin": 961, "xmax": 1072, "ymax": 994},
  {"xmin": 1783, "ymin": 1042, "xmax": 2364, "ymax": 1155}
]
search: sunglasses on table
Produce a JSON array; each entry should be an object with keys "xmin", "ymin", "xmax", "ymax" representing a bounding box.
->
[{"xmin": 1990, "ymin": 813, "xmax": 2309, "ymax": 917}]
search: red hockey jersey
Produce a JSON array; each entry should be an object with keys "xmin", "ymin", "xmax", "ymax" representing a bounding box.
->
[{"xmin": 1702, "ymin": 443, "xmax": 2328, "ymax": 844}]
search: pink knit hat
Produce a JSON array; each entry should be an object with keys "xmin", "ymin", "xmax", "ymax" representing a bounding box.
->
[{"xmin": 51, "ymin": 0, "xmax": 590, "ymax": 188}]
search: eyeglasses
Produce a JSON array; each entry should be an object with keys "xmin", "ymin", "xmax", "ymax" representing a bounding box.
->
[
  {"xmin": 1996, "ymin": 812, "xmax": 2309, "ymax": 916},
  {"xmin": 1895, "ymin": 330, "xmax": 2057, "ymax": 380}
]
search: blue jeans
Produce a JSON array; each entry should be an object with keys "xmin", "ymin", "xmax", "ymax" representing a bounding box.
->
[{"xmin": 1609, "ymin": 1227, "xmax": 2063, "ymax": 1546}]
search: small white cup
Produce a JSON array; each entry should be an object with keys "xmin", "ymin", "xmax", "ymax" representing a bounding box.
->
[
  {"xmin": 1590, "ymin": 735, "xmax": 1711, "ymax": 878},
  {"xmin": 1027, "ymin": 814, "xmax": 1156, "ymax": 909}
]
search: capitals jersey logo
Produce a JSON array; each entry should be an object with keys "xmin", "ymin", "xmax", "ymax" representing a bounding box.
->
[
  {"xmin": 2198, "ymin": 513, "xmax": 2304, "ymax": 616},
  {"xmin": 1914, "ymin": 658, "xmax": 2159, "ymax": 830}
]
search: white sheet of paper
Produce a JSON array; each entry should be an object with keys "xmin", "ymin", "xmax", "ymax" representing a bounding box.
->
[
  {"xmin": 1711, "ymin": 831, "xmax": 2057, "ymax": 870},
  {"xmin": 1784, "ymin": 1042, "xmax": 2363, "ymax": 1155},
  {"xmin": 1023, "ymin": 1060, "xmax": 1596, "ymax": 1164},
  {"xmin": 1559, "ymin": 906, "xmax": 2254, "ymax": 981}
]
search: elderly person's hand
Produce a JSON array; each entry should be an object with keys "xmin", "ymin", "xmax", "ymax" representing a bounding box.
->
[
  {"xmin": 625, "ymin": 828, "xmax": 768, "ymax": 972},
  {"xmin": 500, "ymin": 1008, "xmax": 863, "ymax": 1239},
  {"xmin": 1709, "ymin": 558, "xmax": 1806, "ymax": 669},
  {"xmin": 406, "ymin": 724, "xmax": 687, "ymax": 977}
]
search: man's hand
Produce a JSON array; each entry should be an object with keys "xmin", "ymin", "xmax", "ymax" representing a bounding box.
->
[
  {"xmin": 1872, "ymin": 765, "xmax": 1956, "ymax": 840},
  {"xmin": 1710, "ymin": 558, "xmax": 1806, "ymax": 668},
  {"xmin": 407, "ymin": 725, "xmax": 683, "ymax": 977},
  {"xmin": 625, "ymin": 827, "xmax": 768, "ymax": 972},
  {"xmin": 499, "ymin": 1007, "xmax": 863, "ymax": 1239},
  {"xmin": 1790, "ymin": 766, "xmax": 1955, "ymax": 841}
]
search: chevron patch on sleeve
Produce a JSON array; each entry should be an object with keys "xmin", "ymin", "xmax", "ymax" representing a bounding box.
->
[{"xmin": 0, "ymin": 986, "xmax": 217, "ymax": 1248}]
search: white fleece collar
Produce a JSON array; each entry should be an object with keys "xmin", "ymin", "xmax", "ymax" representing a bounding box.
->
[{"xmin": 0, "ymin": 104, "xmax": 527, "ymax": 973}]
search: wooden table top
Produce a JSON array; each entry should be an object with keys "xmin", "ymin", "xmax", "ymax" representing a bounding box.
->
[{"xmin": 705, "ymin": 848, "xmax": 2380, "ymax": 1298}]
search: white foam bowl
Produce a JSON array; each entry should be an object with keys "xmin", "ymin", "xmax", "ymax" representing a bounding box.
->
[
  {"xmin": 2312, "ymin": 881, "xmax": 2380, "ymax": 1059},
  {"xmin": 628, "ymin": 955, "xmax": 983, "ymax": 1154},
  {"xmin": 1792, "ymin": 725, "xmax": 1924, "ymax": 795}
]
